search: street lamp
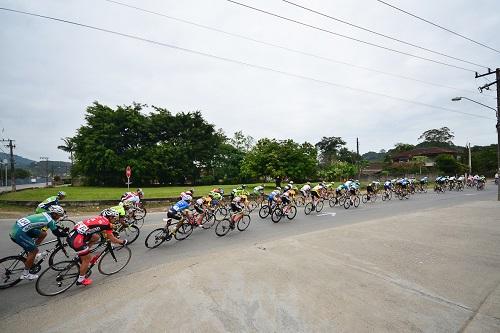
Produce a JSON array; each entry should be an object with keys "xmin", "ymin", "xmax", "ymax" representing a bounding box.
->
[{"xmin": 452, "ymin": 96, "xmax": 500, "ymax": 201}]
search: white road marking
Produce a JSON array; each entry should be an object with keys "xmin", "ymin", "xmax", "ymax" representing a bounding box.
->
[{"xmin": 316, "ymin": 212, "xmax": 337, "ymax": 217}]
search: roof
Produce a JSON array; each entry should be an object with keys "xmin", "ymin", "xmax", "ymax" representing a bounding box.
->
[{"xmin": 392, "ymin": 147, "xmax": 458, "ymax": 159}]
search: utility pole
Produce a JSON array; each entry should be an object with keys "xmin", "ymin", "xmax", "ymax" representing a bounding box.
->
[
  {"xmin": 40, "ymin": 156, "xmax": 49, "ymax": 186},
  {"xmin": 1, "ymin": 139, "xmax": 16, "ymax": 192},
  {"xmin": 356, "ymin": 137, "xmax": 360, "ymax": 179},
  {"xmin": 468, "ymin": 142, "xmax": 472, "ymax": 175},
  {"xmin": 476, "ymin": 68, "xmax": 500, "ymax": 201}
]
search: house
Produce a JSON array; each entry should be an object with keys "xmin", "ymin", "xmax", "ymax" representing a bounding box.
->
[{"xmin": 392, "ymin": 147, "xmax": 458, "ymax": 166}]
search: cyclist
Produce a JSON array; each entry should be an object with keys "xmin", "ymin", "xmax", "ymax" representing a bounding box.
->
[
  {"xmin": 310, "ymin": 183, "xmax": 325, "ymax": 208},
  {"xmin": 121, "ymin": 188, "xmax": 144, "ymax": 205},
  {"xmin": 194, "ymin": 195, "xmax": 212, "ymax": 226},
  {"xmin": 300, "ymin": 182, "xmax": 311, "ymax": 197},
  {"xmin": 35, "ymin": 191, "xmax": 66, "ymax": 214},
  {"xmin": 167, "ymin": 194, "xmax": 193, "ymax": 233},
  {"xmin": 67, "ymin": 209, "xmax": 126, "ymax": 286},
  {"xmin": 231, "ymin": 184, "xmax": 248, "ymax": 200},
  {"xmin": 9, "ymin": 205, "xmax": 68, "ymax": 281},
  {"xmin": 253, "ymin": 184, "xmax": 265, "ymax": 196},
  {"xmin": 229, "ymin": 195, "xmax": 246, "ymax": 224},
  {"xmin": 267, "ymin": 187, "xmax": 281, "ymax": 207},
  {"xmin": 366, "ymin": 182, "xmax": 375, "ymax": 200},
  {"xmin": 208, "ymin": 189, "xmax": 223, "ymax": 207}
]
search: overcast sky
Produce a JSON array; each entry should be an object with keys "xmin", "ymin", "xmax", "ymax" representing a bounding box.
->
[{"xmin": 1, "ymin": 0, "xmax": 499, "ymax": 162}]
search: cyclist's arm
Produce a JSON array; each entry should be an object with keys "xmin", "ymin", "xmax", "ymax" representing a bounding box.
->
[{"xmin": 103, "ymin": 230, "xmax": 125, "ymax": 245}]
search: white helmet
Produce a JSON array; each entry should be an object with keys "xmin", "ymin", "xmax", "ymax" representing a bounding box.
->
[
  {"xmin": 48, "ymin": 205, "xmax": 64, "ymax": 216},
  {"xmin": 100, "ymin": 208, "xmax": 119, "ymax": 219},
  {"xmin": 182, "ymin": 194, "xmax": 192, "ymax": 202}
]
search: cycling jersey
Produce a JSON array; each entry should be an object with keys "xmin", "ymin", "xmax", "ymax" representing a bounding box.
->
[
  {"xmin": 10, "ymin": 213, "xmax": 59, "ymax": 252},
  {"xmin": 67, "ymin": 216, "xmax": 114, "ymax": 256},
  {"xmin": 171, "ymin": 200, "xmax": 190, "ymax": 213},
  {"xmin": 35, "ymin": 196, "xmax": 60, "ymax": 214},
  {"xmin": 10, "ymin": 213, "xmax": 58, "ymax": 238},
  {"xmin": 300, "ymin": 185, "xmax": 311, "ymax": 192},
  {"xmin": 110, "ymin": 204, "xmax": 126, "ymax": 218},
  {"xmin": 121, "ymin": 192, "xmax": 140, "ymax": 204}
]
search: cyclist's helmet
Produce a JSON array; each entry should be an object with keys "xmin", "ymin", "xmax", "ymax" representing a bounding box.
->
[
  {"xmin": 57, "ymin": 191, "xmax": 66, "ymax": 197},
  {"xmin": 276, "ymin": 186, "xmax": 281, "ymax": 191},
  {"xmin": 101, "ymin": 208, "xmax": 119, "ymax": 219},
  {"xmin": 219, "ymin": 188, "xmax": 224, "ymax": 195},
  {"xmin": 185, "ymin": 190, "xmax": 193, "ymax": 196},
  {"xmin": 136, "ymin": 188, "xmax": 144, "ymax": 196},
  {"xmin": 189, "ymin": 188, "xmax": 195, "ymax": 194},
  {"xmin": 241, "ymin": 184, "xmax": 247, "ymax": 189},
  {"xmin": 289, "ymin": 181, "xmax": 294, "ymax": 185},
  {"xmin": 307, "ymin": 182, "xmax": 311, "ymax": 185},
  {"xmin": 48, "ymin": 205, "xmax": 65, "ymax": 216},
  {"xmin": 182, "ymin": 194, "xmax": 192, "ymax": 202}
]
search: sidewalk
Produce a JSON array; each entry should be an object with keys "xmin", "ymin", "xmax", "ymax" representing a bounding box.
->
[{"xmin": 2, "ymin": 200, "xmax": 500, "ymax": 332}]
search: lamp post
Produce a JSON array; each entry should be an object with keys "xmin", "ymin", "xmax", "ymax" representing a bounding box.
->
[{"xmin": 452, "ymin": 96, "xmax": 500, "ymax": 201}]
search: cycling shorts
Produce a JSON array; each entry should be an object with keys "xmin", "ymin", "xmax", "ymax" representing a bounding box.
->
[
  {"xmin": 282, "ymin": 196, "xmax": 290, "ymax": 205},
  {"xmin": 311, "ymin": 190, "xmax": 319, "ymax": 199},
  {"xmin": 300, "ymin": 190, "xmax": 308, "ymax": 197},
  {"xmin": 231, "ymin": 203, "xmax": 243, "ymax": 213},
  {"xmin": 194, "ymin": 204, "xmax": 204, "ymax": 214},
  {"xmin": 167, "ymin": 209, "xmax": 182, "ymax": 220},
  {"xmin": 349, "ymin": 188, "xmax": 356, "ymax": 195},
  {"xmin": 67, "ymin": 232, "xmax": 90, "ymax": 256},
  {"xmin": 11, "ymin": 229, "xmax": 42, "ymax": 252}
]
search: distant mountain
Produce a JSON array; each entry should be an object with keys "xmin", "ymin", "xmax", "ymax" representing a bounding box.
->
[
  {"xmin": 0, "ymin": 153, "xmax": 71, "ymax": 177},
  {"xmin": 0, "ymin": 152, "xmax": 36, "ymax": 167}
]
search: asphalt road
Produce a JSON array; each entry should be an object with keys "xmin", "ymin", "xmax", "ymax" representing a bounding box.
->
[{"xmin": 0, "ymin": 184, "xmax": 495, "ymax": 319}]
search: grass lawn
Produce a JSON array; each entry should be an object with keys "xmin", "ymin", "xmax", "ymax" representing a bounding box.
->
[{"xmin": 0, "ymin": 183, "xmax": 280, "ymax": 201}]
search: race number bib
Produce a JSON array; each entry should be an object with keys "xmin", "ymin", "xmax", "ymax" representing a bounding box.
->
[
  {"xmin": 75, "ymin": 222, "xmax": 89, "ymax": 234},
  {"xmin": 17, "ymin": 218, "xmax": 31, "ymax": 228}
]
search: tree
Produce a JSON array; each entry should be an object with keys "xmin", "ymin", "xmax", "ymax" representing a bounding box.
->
[
  {"xmin": 241, "ymin": 139, "xmax": 317, "ymax": 186},
  {"xmin": 418, "ymin": 127, "xmax": 454, "ymax": 145},
  {"xmin": 230, "ymin": 131, "xmax": 254, "ymax": 152},
  {"xmin": 14, "ymin": 168, "xmax": 30, "ymax": 179},
  {"xmin": 71, "ymin": 102, "xmax": 224, "ymax": 185},
  {"xmin": 315, "ymin": 136, "xmax": 346, "ymax": 165},
  {"xmin": 58, "ymin": 137, "xmax": 75, "ymax": 183},
  {"xmin": 319, "ymin": 161, "xmax": 356, "ymax": 181},
  {"xmin": 435, "ymin": 154, "xmax": 464, "ymax": 174}
]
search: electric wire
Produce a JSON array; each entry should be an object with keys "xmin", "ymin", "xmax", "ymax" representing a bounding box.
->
[
  {"xmin": 102, "ymin": 0, "xmax": 490, "ymax": 98},
  {"xmin": 375, "ymin": 0, "xmax": 500, "ymax": 54},
  {"xmin": 0, "ymin": 7, "xmax": 494, "ymax": 121},
  {"xmin": 224, "ymin": 0, "xmax": 477, "ymax": 72},
  {"xmin": 280, "ymin": 0, "xmax": 488, "ymax": 69}
]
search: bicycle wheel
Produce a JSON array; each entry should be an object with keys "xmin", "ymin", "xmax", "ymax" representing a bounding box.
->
[
  {"xmin": 286, "ymin": 206, "xmax": 297, "ymax": 220},
  {"xmin": 98, "ymin": 246, "xmax": 132, "ymax": 275},
  {"xmin": 362, "ymin": 194, "xmax": 368, "ymax": 203},
  {"xmin": 247, "ymin": 201, "xmax": 258, "ymax": 212},
  {"xmin": 315, "ymin": 200, "xmax": 324, "ymax": 212},
  {"xmin": 35, "ymin": 260, "xmax": 79, "ymax": 296},
  {"xmin": 48, "ymin": 243, "xmax": 74, "ymax": 267},
  {"xmin": 353, "ymin": 196, "xmax": 360, "ymax": 207},
  {"xmin": 133, "ymin": 218, "xmax": 145, "ymax": 229},
  {"xmin": 0, "ymin": 256, "xmax": 26, "ymax": 289},
  {"xmin": 271, "ymin": 208, "xmax": 283, "ymax": 223},
  {"xmin": 215, "ymin": 219, "xmax": 232, "ymax": 237},
  {"xmin": 174, "ymin": 223, "xmax": 193, "ymax": 241},
  {"xmin": 295, "ymin": 196, "xmax": 305, "ymax": 207},
  {"xmin": 202, "ymin": 214, "xmax": 216, "ymax": 229},
  {"xmin": 328, "ymin": 198, "xmax": 337, "ymax": 208},
  {"xmin": 259, "ymin": 205, "xmax": 271, "ymax": 219},
  {"xmin": 117, "ymin": 224, "xmax": 140, "ymax": 244},
  {"xmin": 215, "ymin": 207, "xmax": 228, "ymax": 220},
  {"xmin": 304, "ymin": 203, "xmax": 313, "ymax": 215},
  {"xmin": 58, "ymin": 219, "xmax": 75, "ymax": 230},
  {"xmin": 237, "ymin": 214, "xmax": 251, "ymax": 231},
  {"xmin": 343, "ymin": 199, "xmax": 351, "ymax": 209},
  {"xmin": 372, "ymin": 194, "xmax": 378, "ymax": 202},
  {"xmin": 134, "ymin": 207, "xmax": 147, "ymax": 220},
  {"xmin": 145, "ymin": 228, "xmax": 168, "ymax": 249}
]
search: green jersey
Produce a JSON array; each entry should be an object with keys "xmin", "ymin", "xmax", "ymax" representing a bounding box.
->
[
  {"xmin": 110, "ymin": 204, "xmax": 126, "ymax": 217},
  {"xmin": 35, "ymin": 196, "xmax": 59, "ymax": 213},
  {"xmin": 10, "ymin": 213, "xmax": 57, "ymax": 237}
]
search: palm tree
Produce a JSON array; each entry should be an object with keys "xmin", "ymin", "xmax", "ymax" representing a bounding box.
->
[{"xmin": 57, "ymin": 137, "xmax": 75, "ymax": 183}]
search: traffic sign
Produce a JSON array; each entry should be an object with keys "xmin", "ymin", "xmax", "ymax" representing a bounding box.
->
[{"xmin": 126, "ymin": 166, "xmax": 131, "ymax": 178}]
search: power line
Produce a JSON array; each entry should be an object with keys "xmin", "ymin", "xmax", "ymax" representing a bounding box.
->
[
  {"xmin": 0, "ymin": 6, "xmax": 494, "ymax": 121},
  {"xmin": 102, "ymin": 0, "xmax": 491, "ymax": 98},
  {"xmin": 280, "ymin": 0, "xmax": 488, "ymax": 69},
  {"xmin": 375, "ymin": 0, "xmax": 500, "ymax": 54},
  {"xmin": 224, "ymin": 0, "xmax": 477, "ymax": 72}
]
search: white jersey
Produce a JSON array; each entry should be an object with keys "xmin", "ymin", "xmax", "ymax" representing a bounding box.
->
[{"xmin": 300, "ymin": 184, "xmax": 311, "ymax": 192}]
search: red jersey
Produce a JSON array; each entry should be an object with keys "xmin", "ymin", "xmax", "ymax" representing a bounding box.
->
[{"xmin": 73, "ymin": 216, "xmax": 113, "ymax": 240}]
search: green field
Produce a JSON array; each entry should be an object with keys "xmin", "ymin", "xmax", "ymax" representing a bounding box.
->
[{"xmin": 0, "ymin": 183, "xmax": 278, "ymax": 201}]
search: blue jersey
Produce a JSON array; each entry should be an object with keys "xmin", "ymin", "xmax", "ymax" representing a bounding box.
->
[{"xmin": 171, "ymin": 200, "xmax": 190, "ymax": 213}]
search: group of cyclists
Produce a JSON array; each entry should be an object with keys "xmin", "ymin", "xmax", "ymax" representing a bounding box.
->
[{"xmin": 6, "ymin": 173, "xmax": 489, "ymax": 291}]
